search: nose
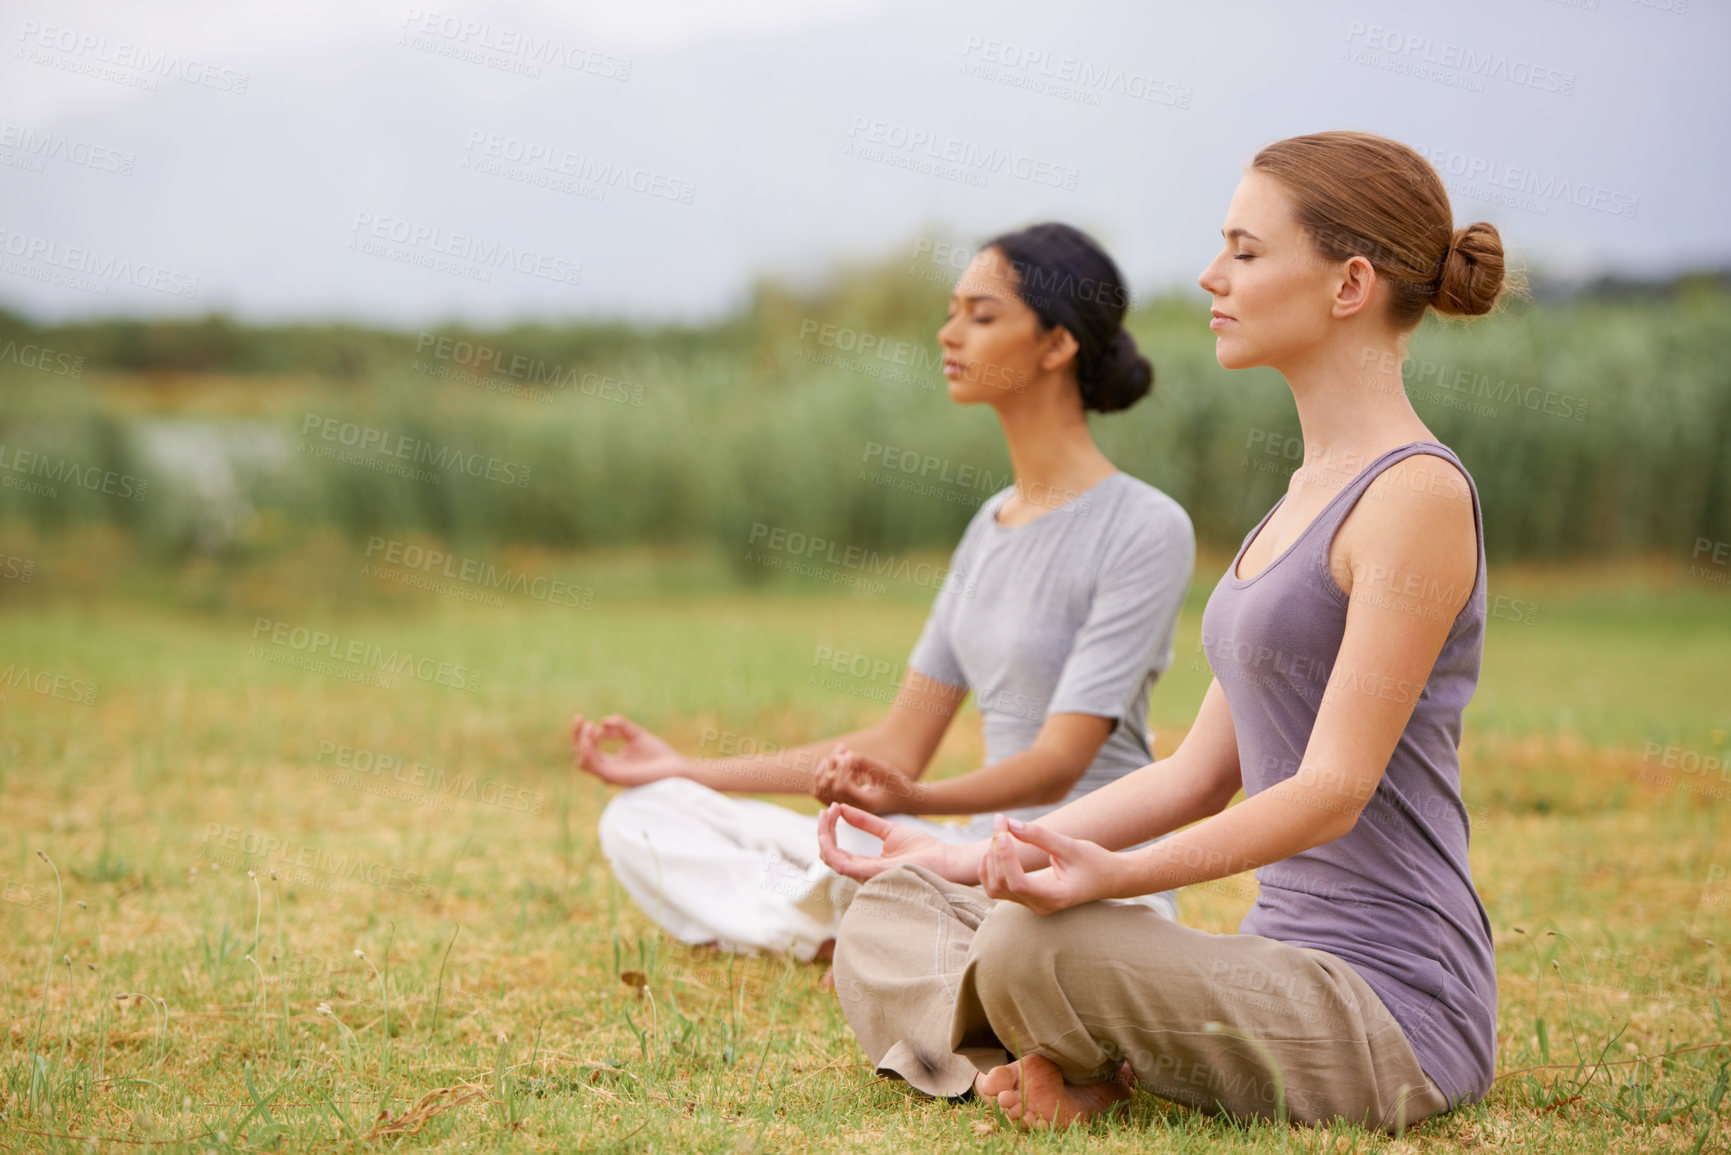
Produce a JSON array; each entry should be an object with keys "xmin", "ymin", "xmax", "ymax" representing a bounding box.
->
[
  {"xmin": 937, "ymin": 314, "xmax": 961, "ymax": 348},
  {"xmin": 1197, "ymin": 251, "xmax": 1228, "ymax": 297}
]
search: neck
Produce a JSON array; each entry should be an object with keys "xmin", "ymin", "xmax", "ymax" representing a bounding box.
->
[
  {"xmin": 991, "ymin": 377, "xmax": 1115, "ymax": 503},
  {"xmin": 1278, "ymin": 328, "xmax": 1432, "ymax": 484}
]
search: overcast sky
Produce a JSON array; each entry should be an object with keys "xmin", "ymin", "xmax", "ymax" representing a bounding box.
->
[{"xmin": 0, "ymin": 0, "xmax": 1721, "ymax": 326}]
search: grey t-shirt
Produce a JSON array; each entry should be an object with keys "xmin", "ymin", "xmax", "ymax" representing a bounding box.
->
[{"xmin": 907, "ymin": 470, "xmax": 1195, "ymax": 835}]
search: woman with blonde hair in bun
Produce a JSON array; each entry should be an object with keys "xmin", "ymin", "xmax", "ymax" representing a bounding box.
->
[{"xmin": 819, "ymin": 131, "xmax": 1507, "ymax": 1135}]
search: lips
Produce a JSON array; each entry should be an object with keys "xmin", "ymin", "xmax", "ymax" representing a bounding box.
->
[{"xmin": 1209, "ymin": 310, "xmax": 1236, "ymax": 332}]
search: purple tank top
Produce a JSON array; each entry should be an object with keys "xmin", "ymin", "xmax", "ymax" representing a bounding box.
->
[{"xmin": 1200, "ymin": 441, "xmax": 1496, "ymax": 1106}]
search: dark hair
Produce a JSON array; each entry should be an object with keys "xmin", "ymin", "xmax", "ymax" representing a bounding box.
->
[{"xmin": 983, "ymin": 222, "xmax": 1153, "ymax": 413}]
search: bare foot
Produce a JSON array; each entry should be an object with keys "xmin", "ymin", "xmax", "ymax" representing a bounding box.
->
[
  {"xmin": 818, "ymin": 966, "xmax": 836, "ymax": 993},
  {"xmin": 974, "ymin": 1055, "xmax": 1134, "ymax": 1130}
]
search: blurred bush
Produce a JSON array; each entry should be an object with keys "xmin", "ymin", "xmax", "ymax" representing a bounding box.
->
[{"xmin": 0, "ymin": 257, "xmax": 1725, "ymax": 567}]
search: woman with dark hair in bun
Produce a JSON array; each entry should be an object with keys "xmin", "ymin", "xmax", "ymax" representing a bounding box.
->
[
  {"xmin": 574, "ymin": 222, "xmax": 1197, "ymax": 964},
  {"xmin": 819, "ymin": 132, "xmax": 1506, "ymax": 1135}
]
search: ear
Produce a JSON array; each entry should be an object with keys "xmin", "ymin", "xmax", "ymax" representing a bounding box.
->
[
  {"xmin": 1332, "ymin": 255, "xmax": 1378, "ymax": 319},
  {"xmin": 1039, "ymin": 325, "xmax": 1080, "ymax": 374}
]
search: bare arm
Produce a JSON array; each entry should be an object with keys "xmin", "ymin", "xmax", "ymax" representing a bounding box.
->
[
  {"xmin": 827, "ymin": 711, "xmax": 1115, "ymax": 816},
  {"xmin": 980, "ymin": 678, "xmax": 1244, "ymax": 865},
  {"xmin": 1096, "ymin": 457, "xmax": 1477, "ymax": 893},
  {"xmin": 976, "ymin": 455, "xmax": 1480, "ymax": 906},
  {"xmin": 817, "ymin": 679, "xmax": 1242, "ymax": 883},
  {"xmin": 578, "ymin": 668, "xmax": 962, "ymax": 796}
]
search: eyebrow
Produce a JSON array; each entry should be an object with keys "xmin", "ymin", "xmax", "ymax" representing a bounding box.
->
[
  {"xmin": 950, "ymin": 293, "xmax": 1001, "ymax": 305},
  {"xmin": 1223, "ymin": 228, "xmax": 1262, "ymax": 242}
]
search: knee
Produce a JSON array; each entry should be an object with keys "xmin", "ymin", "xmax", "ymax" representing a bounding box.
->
[
  {"xmin": 836, "ymin": 863, "xmax": 953, "ymax": 954},
  {"xmin": 597, "ymin": 777, "xmax": 692, "ymax": 858},
  {"xmin": 838, "ymin": 864, "xmax": 922, "ymax": 928},
  {"xmin": 974, "ymin": 900, "xmax": 1047, "ymax": 954},
  {"xmin": 595, "ymin": 794, "xmax": 634, "ymax": 864},
  {"xmin": 968, "ymin": 902, "xmax": 1052, "ymax": 995},
  {"xmin": 855, "ymin": 862, "xmax": 925, "ymax": 899}
]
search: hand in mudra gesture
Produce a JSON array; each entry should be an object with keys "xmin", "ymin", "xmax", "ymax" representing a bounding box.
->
[
  {"xmin": 571, "ymin": 713, "xmax": 689, "ymax": 787},
  {"xmin": 810, "ymin": 743, "xmax": 923, "ymax": 814},
  {"xmin": 816, "ymin": 803, "xmax": 980, "ymax": 886},
  {"xmin": 977, "ymin": 813, "xmax": 1131, "ymax": 915},
  {"xmin": 817, "ymin": 805, "xmax": 1133, "ymax": 911}
]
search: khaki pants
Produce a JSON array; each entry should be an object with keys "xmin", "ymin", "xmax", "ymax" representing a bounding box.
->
[{"xmin": 832, "ymin": 865, "xmax": 1453, "ymax": 1133}]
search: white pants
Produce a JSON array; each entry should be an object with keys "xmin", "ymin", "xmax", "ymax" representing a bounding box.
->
[{"xmin": 597, "ymin": 777, "xmax": 1179, "ymax": 962}]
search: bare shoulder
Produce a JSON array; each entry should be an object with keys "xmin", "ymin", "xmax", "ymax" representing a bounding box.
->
[
  {"xmin": 1364, "ymin": 451, "xmax": 1477, "ymax": 568},
  {"xmin": 1333, "ymin": 451, "xmax": 1478, "ymax": 608},
  {"xmin": 1366, "ymin": 452, "xmax": 1475, "ymax": 514}
]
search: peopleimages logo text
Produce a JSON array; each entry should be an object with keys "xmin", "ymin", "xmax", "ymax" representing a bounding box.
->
[
  {"xmin": 300, "ymin": 414, "xmax": 531, "ymax": 487},
  {"xmin": 746, "ymin": 522, "xmax": 971, "ymax": 595},
  {"xmin": 0, "ymin": 121, "xmax": 135, "ymax": 174},
  {"xmin": 348, "ymin": 212, "xmax": 582, "ymax": 285},
  {"xmin": 399, "ymin": 9, "xmax": 632, "ymax": 79},
  {"xmin": 845, "ymin": 116, "xmax": 1080, "ymax": 190},
  {"xmin": 250, "ymin": 618, "xmax": 482, "ymax": 691},
  {"xmin": 462, "ymin": 131, "xmax": 694, "ymax": 203},
  {"xmin": 0, "ymin": 442, "xmax": 148, "ymax": 499},
  {"xmin": 958, "ymin": 36, "xmax": 1192, "ymax": 108},
  {"xmin": 1344, "ymin": 22, "xmax": 1575, "ymax": 94},
  {"xmin": 1414, "ymin": 145, "xmax": 1638, "ymax": 220},
  {"xmin": 16, "ymin": 21, "xmax": 250, "ymax": 93},
  {"xmin": 0, "ymin": 229, "xmax": 199, "ymax": 298},
  {"xmin": 200, "ymin": 825, "xmax": 433, "ymax": 896},
  {"xmin": 364, "ymin": 536, "xmax": 594, "ymax": 609}
]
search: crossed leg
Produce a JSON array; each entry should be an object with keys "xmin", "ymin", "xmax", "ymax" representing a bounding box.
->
[{"xmin": 835, "ymin": 864, "xmax": 1453, "ymax": 1133}]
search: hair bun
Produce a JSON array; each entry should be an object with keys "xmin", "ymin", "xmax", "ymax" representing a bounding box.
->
[
  {"xmin": 1083, "ymin": 329, "xmax": 1153, "ymax": 414},
  {"xmin": 1432, "ymin": 221, "xmax": 1506, "ymax": 317},
  {"xmin": 985, "ymin": 222, "xmax": 1154, "ymax": 415}
]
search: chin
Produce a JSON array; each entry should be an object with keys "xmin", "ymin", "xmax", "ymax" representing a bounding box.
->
[
  {"xmin": 943, "ymin": 375, "xmax": 996, "ymax": 405},
  {"xmin": 1213, "ymin": 338, "xmax": 1261, "ymax": 371}
]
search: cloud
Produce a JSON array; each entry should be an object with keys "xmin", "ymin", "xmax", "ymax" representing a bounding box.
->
[{"xmin": 0, "ymin": 0, "xmax": 1723, "ymax": 323}]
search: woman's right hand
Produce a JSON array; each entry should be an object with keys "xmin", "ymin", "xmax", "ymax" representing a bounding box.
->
[
  {"xmin": 811, "ymin": 744, "xmax": 924, "ymax": 814},
  {"xmin": 816, "ymin": 802, "xmax": 983, "ymax": 886},
  {"xmin": 571, "ymin": 713, "xmax": 691, "ymax": 787}
]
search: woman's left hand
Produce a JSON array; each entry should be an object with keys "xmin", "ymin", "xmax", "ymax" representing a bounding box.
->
[{"xmin": 979, "ymin": 813, "xmax": 1134, "ymax": 914}]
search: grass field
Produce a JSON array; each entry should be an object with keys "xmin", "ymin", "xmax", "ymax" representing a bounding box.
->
[{"xmin": 1, "ymin": 545, "xmax": 1727, "ymax": 1152}]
